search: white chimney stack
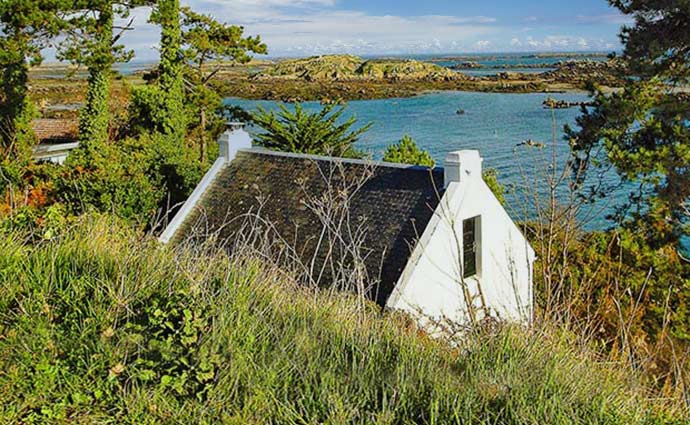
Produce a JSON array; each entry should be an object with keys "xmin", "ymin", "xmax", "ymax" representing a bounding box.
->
[
  {"xmin": 218, "ymin": 122, "xmax": 252, "ymax": 162},
  {"xmin": 443, "ymin": 150, "xmax": 483, "ymax": 188}
]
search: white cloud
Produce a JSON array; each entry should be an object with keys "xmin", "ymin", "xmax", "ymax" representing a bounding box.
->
[
  {"xmin": 521, "ymin": 35, "xmax": 613, "ymax": 51},
  {"xmin": 85, "ymin": 1, "xmax": 622, "ymax": 61},
  {"xmin": 190, "ymin": 3, "xmax": 499, "ymax": 56},
  {"xmin": 137, "ymin": 1, "xmax": 498, "ymax": 57},
  {"xmin": 474, "ymin": 40, "xmax": 491, "ymax": 50},
  {"xmin": 575, "ymin": 13, "xmax": 632, "ymax": 25}
]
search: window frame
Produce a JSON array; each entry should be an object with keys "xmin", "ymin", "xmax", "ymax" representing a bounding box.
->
[{"xmin": 462, "ymin": 215, "xmax": 481, "ymax": 279}]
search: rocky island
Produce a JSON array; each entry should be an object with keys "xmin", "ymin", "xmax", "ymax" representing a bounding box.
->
[
  {"xmin": 218, "ymin": 55, "xmax": 626, "ymax": 102},
  {"xmin": 28, "ymin": 54, "xmax": 626, "ymax": 113}
]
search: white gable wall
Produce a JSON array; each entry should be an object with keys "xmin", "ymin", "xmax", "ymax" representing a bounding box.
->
[{"xmin": 387, "ymin": 153, "xmax": 534, "ymax": 331}]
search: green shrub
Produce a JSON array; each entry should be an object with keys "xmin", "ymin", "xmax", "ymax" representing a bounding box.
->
[
  {"xmin": 383, "ymin": 135, "xmax": 435, "ymax": 167},
  {"xmin": 55, "ymin": 132, "xmax": 202, "ymax": 227},
  {"xmin": 0, "ymin": 216, "xmax": 682, "ymax": 423},
  {"xmin": 58, "ymin": 138, "xmax": 163, "ymax": 225},
  {"xmin": 252, "ymin": 103, "xmax": 372, "ymax": 159},
  {"xmin": 482, "ymin": 168, "xmax": 506, "ymax": 205}
]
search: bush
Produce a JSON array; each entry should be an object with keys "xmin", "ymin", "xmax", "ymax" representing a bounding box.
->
[
  {"xmin": 53, "ymin": 132, "xmax": 203, "ymax": 228},
  {"xmin": 0, "ymin": 216, "xmax": 682, "ymax": 423},
  {"xmin": 252, "ymin": 103, "xmax": 372, "ymax": 159},
  {"xmin": 531, "ymin": 223, "xmax": 690, "ymax": 396},
  {"xmin": 57, "ymin": 138, "xmax": 163, "ymax": 225},
  {"xmin": 482, "ymin": 168, "xmax": 506, "ymax": 205},
  {"xmin": 383, "ymin": 135, "xmax": 435, "ymax": 167}
]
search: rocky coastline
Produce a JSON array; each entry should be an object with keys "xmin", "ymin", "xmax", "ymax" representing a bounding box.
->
[
  {"xmin": 217, "ymin": 55, "xmax": 626, "ymax": 102},
  {"xmin": 28, "ymin": 54, "xmax": 626, "ymax": 110}
]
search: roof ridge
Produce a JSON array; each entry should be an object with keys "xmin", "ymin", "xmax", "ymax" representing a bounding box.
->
[{"xmin": 238, "ymin": 147, "xmax": 443, "ymax": 172}]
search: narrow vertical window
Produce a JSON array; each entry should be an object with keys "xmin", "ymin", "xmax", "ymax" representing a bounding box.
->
[{"xmin": 462, "ymin": 216, "xmax": 480, "ymax": 278}]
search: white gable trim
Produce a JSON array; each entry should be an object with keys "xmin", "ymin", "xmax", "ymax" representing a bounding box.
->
[
  {"xmin": 158, "ymin": 157, "xmax": 226, "ymax": 244},
  {"xmin": 159, "ymin": 126, "xmax": 253, "ymax": 244}
]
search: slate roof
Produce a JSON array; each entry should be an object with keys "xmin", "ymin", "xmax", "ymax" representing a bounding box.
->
[
  {"xmin": 175, "ymin": 149, "xmax": 444, "ymax": 306},
  {"xmin": 32, "ymin": 119, "xmax": 79, "ymax": 144}
]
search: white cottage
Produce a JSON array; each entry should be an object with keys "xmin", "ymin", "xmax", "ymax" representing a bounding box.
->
[{"xmin": 160, "ymin": 125, "xmax": 535, "ymax": 330}]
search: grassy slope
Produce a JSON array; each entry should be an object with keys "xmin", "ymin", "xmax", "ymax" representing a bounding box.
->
[{"xmin": 0, "ymin": 216, "xmax": 682, "ymax": 423}]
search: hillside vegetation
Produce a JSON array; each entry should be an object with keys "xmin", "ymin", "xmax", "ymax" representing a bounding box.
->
[
  {"xmin": 0, "ymin": 216, "xmax": 683, "ymax": 423},
  {"xmin": 257, "ymin": 55, "xmax": 461, "ymax": 81}
]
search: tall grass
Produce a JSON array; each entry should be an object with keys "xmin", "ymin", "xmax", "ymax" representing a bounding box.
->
[{"xmin": 0, "ymin": 215, "xmax": 683, "ymax": 423}]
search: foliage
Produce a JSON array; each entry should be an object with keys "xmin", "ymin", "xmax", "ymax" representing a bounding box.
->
[
  {"xmin": 56, "ymin": 139, "xmax": 162, "ymax": 224},
  {"xmin": 0, "ymin": 161, "xmax": 67, "ymax": 235},
  {"xmin": 0, "ymin": 216, "xmax": 682, "ymax": 422},
  {"xmin": 0, "ymin": 0, "xmax": 66, "ymax": 186},
  {"xmin": 150, "ymin": 0, "xmax": 187, "ymax": 139},
  {"xmin": 567, "ymin": 0, "xmax": 690, "ymax": 246},
  {"xmin": 180, "ymin": 6, "xmax": 267, "ymax": 163},
  {"xmin": 252, "ymin": 103, "xmax": 372, "ymax": 159},
  {"xmin": 529, "ymin": 219, "xmax": 690, "ymax": 399},
  {"xmin": 130, "ymin": 5, "xmax": 266, "ymax": 164},
  {"xmin": 58, "ymin": 0, "xmax": 143, "ymax": 147},
  {"xmin": 482, "ymin": 168, "xmax": 506, "ymax": 205},
  {"xmin": 383, "ymin": 135, "xmax": 435, "ymax": 167},
  {"xmin": 128, "ymin": 84, "xmax": 185, "ymax": 137},
  {"xmin": 55, "ymin": 132, "xmax": 202, "ymax": 226},
  {"xmin": 381, "ymin": 135, "xmax": 505, "ymax": 203}
]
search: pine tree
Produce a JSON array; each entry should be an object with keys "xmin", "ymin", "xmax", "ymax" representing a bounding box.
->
[
  {"xmin": 567, "ymin": 0, "xmax": 690, "ymax": 245},
  {"xmin": 59, "ymin": 0, "xmax": 141, "ymax": 153},
  {"xmin": 383, "ymin": 135, "xmax": 435, "ymax": 167},
  {"xmin": 252, "ymin": 103, "xmax": 371, "ymax": 159},
  {"xmin": 0, "ymin": 0, "xmax": 65, "ymax": 176},
  {"xmin": 181, "ymin": 7, "xmax": 266, "ymax": 162}
]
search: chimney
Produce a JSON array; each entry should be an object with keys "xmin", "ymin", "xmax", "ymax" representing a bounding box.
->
[
  {"xmin": 444, "ymin": 150, "xmax": 483, "ymax": 188},
  {"xmin": 218, "ymin": 122, "xmax": 252, "ymax": 162}
]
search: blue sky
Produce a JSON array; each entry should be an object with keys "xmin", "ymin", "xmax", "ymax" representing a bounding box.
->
[{"xmin": 118, "ymin": 0, "xmax": 630, "ymax": 61}]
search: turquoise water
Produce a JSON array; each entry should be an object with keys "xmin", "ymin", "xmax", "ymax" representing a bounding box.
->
[
  {"xmin": 460, "ymin": 67, "xmax": 555, "ymax": 77},
  {"xmin": 398, "ymin": 53, "xmax": 605, "ymax": 77},
  {"xmin": 228, "ymin": 91, "xmax": 589, "ymax": 181},
  {"xmin": 226, "ymin": 91, "xmax": 626, "ymax": 228}
]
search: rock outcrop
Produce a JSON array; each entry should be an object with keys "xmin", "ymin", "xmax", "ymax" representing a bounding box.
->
[
  {"xmin": 259, "ymin": 55, "xmax": 364, "ymax": 81},
  {"xmin": 450, "ymin": 61, "xmax": 484, "ymax": 70},
  {"xmin": 542, "ymin": 97, "xmax": 594, "ymax": 109},
  {"xmin": 545, "ymin": 59, "xmax": 626, "ymax": 86},
  {"xmin": 255, "ymin": 55, "xmax": 468, "ymax": 82}
]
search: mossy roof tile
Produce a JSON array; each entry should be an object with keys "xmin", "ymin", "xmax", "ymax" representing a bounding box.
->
[{"xmin": 176, "ymin": 149, "xmax": 444, "ymax": 306}]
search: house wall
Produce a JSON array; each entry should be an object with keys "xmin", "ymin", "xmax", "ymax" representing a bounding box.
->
[{"xmin": 386, "ymin": 170, "xmax": 534, "ymax": 331}]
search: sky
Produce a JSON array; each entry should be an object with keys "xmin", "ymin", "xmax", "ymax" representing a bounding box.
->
[{"xmin": 117, "ymin": 0, "xmax": 631, "ymax": 62}]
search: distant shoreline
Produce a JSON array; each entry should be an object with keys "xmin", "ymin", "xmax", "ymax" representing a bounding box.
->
[
  {"xmin": 34, "ymin": 51, "xmax": 613, "ymax": 70},
  {"xmin": 28, "ymin": 52, "xmax": 624, "ymax": 113}
]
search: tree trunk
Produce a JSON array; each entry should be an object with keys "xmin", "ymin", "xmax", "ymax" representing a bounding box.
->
[
  {"xmin": 78, "ymin": 4, "xmax": 113, "ymax": 152},
  {"xmin": 157, "ymin": 0, "xmax": 185, "ymax": 139},
  {"xmin": 199, "ymin": 108, "xmax": 207, "ymax": 163},
  {"xmin": 79, "ymin": 67, "xmax": 111, "ymax": 149}
]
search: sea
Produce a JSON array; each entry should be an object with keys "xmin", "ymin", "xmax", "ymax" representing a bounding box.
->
[
  {"xmin": 44, "ymin": 53, "xmax": 634, "ymax": 230},
  {"xmin": 226, "ymin": 90, "xmax": 628, "ymax": 230},
  {"xmin": 218, "ymin": 52, "xmax": 637, "ymax": 230}
]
